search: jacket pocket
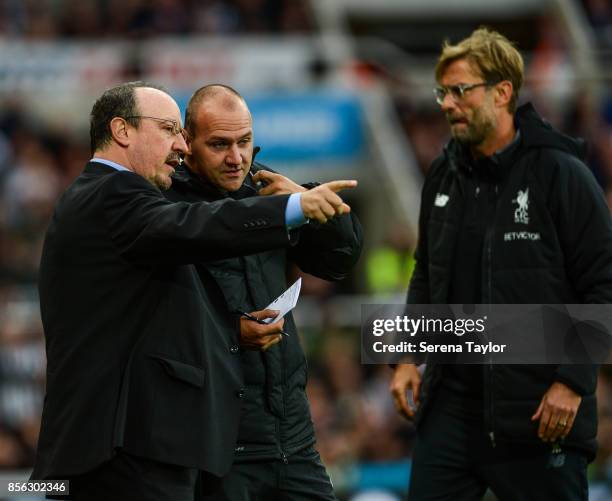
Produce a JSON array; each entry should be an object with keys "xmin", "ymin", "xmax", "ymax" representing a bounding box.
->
[{"xmin": 149, "ymin": 355, "xmax": 205, "ymax": 388}]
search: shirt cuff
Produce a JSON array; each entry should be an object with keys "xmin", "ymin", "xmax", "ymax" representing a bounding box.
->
[{"xmin": 285, "ymin": 193, "xmax": 307, "ymax": 230}]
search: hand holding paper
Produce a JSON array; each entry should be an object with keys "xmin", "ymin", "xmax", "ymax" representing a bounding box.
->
[{"xmin": 262, "ymin": 278, "xmax": 302, "ymax": 324}]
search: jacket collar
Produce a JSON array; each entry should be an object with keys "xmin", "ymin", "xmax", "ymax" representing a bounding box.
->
[
  {"xmin": 173, "ymin": 145, "xmax": 271, "ymax": 199},
  {"xmin": 514, "ymin": 102, "xmax": 587, "ymax": 160},
  {"xmin": 84, "ymin": 161, "xmax": 122, "ymax": 175},
  {"xmin": 173, "ymin": 162, "xmax": 261, "ymax": 200},
  {"xmin": 443, "ymin": 102, "xmax": 585, "ymax": 182}
]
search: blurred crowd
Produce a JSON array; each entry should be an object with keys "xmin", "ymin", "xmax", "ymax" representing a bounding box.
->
[
  {"xmin": 0, "ymin": 0, "xmax": 314, "ymax": 39},
  {"xmin": 0, "ymin": 2, "xmax": 611, "ymax": 500},
  {"xmin": 0, "ymin": 102, "xmax": 69, "ymax": 471}
]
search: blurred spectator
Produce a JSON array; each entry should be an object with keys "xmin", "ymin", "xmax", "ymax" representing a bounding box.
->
[
  {"xmin": 59, "ymin": 0, "xmax": 103, "ymax": 38},
  {"xmin": 366, "ymin": 223, "xmax": 415, "ymax": 296},
  {"xmin": 192, "ymin": 1, "xmax": 241, "ymax": 34},
  {"xmin": 0, "ymin": 285, "xmax": 45, "ymax": 468},
  {"xmin": 562, "ymin": 90, "xmax": 612, "ymax": 210},
  {"xmin": 0, "ymin": 125, "xmax": 62, "ymax": 284},
  {"xmin": 582, "ymin": 0, "xmax": 612, "ymax": 49},
  {"xmin": 2, "ymin": 134, "xmax": 60, "ymax": 228},
  {"xmin": 527, "ymin": 16, "xmax": 575, "ymax": 125}
]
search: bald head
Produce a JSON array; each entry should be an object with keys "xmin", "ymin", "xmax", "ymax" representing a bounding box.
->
[
  {"xmin": 183, "ymin": 84, "xmax": 254, "ymax": 193},
  {"xmin": 135, "ymin": 86, "xmax": 182, "ymax": 122},
  {"xmin": 185, "ymin": 84, "xmax": 251, "ymax": 137}
]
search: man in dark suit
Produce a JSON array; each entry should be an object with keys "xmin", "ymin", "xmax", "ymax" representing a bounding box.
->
[
  {"xmin": 32, "ymin": 81, "xmax": 356, "ymax": 500},
  {"xmin": 166, "ymin": 84, "xmax": 363, "ymax": 500}
]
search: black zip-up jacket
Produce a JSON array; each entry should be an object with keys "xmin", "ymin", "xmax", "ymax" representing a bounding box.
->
[
  {"xmin": 166, "ymin": 160, "xmax": 363, "ymax": 462},
  {"xmin": 408, "ymin": 103, "xmax": 612, "ymax": 459}
]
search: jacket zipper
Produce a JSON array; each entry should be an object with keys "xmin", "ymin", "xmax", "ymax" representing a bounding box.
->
[
  {"xmin": 482, "ymin": 183, "xmax": 499, "ymax": 447},
  {"xmin": 251, "ymin": 251, "xmax": 288, "ymax": 464},
  {"xmin": 279, "ymin": 309, "xmax": 287, "ymax": 463}
]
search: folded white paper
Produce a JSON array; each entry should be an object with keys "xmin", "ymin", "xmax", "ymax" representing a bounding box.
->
[{"xmin": 262, "ymin": 277, "xmax": 302, "ymax": 324}]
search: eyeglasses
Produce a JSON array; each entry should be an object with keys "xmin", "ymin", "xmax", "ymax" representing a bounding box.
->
[
  {"xmin": 124, "ymin": 115, "xmax": 184, "ymax": 136},
  {"xmin": 433, "ymin": 82, "xmax": 495, "ymax": 105}
]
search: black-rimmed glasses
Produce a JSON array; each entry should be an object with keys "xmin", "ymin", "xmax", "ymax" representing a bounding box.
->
[
  {"xmin": 433, "ymin": 82, "xmax": 496, "ymax": 105},
  {"xmin": 124, "ymin": 115, "xmax": 184, "ymax": 136}
]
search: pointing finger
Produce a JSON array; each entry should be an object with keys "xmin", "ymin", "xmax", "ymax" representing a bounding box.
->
[{"xmin": 323, "ymin": 180, "xmax": 358, "ymax": 193}]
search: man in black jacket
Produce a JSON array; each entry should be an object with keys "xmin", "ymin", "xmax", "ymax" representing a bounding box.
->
[
  {"xmin": 389, "ymin": 29, "xmax": 612, "ymax": 500},
  {"xmin": 165, "ymin": 84, "xmax": 363, "ymax": 500},
  {"xmin": 33, "ymin": 82, "xmax": 357, "ymax": 500}
]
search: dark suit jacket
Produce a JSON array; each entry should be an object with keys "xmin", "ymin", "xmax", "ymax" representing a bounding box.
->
[{"xmin": 32, "ymin": 162, "xmax": 291, "ymax": 479}]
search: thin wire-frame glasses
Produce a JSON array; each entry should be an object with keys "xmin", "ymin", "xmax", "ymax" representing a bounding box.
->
[
  {"xmin": 124, "ymin": 115, "xmax": 184, "ymax": 136},
  {"xmin": 433, "ymin": 82, "xmax": 495, "ymax": 105}
]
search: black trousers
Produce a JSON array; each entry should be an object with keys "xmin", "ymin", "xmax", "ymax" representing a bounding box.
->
[
  {"xmin": 408, "ymin": 388, "xmax": 589, "ymax": 501},
  {"xmin": 47, "ymin": 450, "xmax": 198, "ymax": 501},
  {"xmin": 201, "ymin": 445, "xmax": 336, "ymax": 501}
]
